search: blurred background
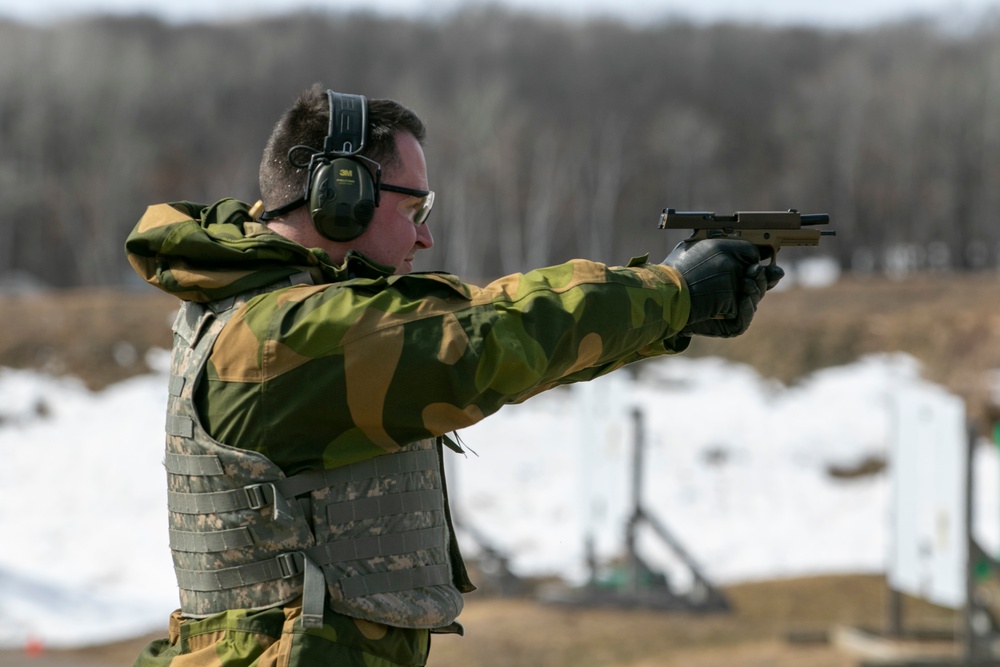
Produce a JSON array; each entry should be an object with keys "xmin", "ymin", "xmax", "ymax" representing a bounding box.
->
[
  {"xmin": 3, "ymin": 1, "xmax": 1000, "ymax": 666},
  {"xmin": 2, "ymin": 0, "xmax": 1000, "ymax": 286}
]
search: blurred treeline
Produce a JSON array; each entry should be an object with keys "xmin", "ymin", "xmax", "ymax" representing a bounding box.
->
[{"xmin": 2, "ymin": 7, "xmax": 1000, "ymax": 287}]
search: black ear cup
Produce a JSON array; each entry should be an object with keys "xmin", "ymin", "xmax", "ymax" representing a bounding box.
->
[
  {"xmin": 259, "ymin": 90, "xmax": 375, "ymax": 240},
  {"xmin": 309, "ymin": 156, "xmax": 376, "ymax": 242}
]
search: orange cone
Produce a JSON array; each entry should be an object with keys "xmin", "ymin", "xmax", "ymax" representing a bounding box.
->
[{"xmin": 24, "ymin": 635, "xmax": 45, "ymax": 657}]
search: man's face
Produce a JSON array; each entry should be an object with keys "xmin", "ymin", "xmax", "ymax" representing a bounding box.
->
[{"xmin": 351, "ymin": 131, "xmax": 434, "ymax": 274}]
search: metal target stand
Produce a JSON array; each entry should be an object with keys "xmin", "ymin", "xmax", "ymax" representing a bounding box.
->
[
  {"xmin": 836, "ymin": 413, "xmax": 1000, "ymax": 666},
  {"xmin": 547, "ymin": 407, "xmax": 729, "ymax": 613}
]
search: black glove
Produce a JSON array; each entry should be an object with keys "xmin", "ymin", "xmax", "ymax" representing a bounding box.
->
[{"xmin": 663, "ymin": 239, "xmax": 784, "ymax": 338}]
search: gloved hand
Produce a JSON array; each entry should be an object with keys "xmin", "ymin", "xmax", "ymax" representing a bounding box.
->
[{"xmin": 663, "ymin": 239, "xmax": 784, "ymax": 338}]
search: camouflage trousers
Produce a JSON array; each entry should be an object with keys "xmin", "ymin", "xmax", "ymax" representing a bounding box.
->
[{"xmin": 133, "ymin": 600, "xmax": 431, "ymax": 667}]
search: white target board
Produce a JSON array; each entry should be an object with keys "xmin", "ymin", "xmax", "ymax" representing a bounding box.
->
[{"xmin": 888, "ymin": 385, "xmax": 968, "ymax": 609}]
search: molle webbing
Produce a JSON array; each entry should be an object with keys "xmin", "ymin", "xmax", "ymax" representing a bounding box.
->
[
  {"xmin": 174, "ymin": 536, "xmax": 452, "ymax": 596},
  {"xmin": 326, "ymin": 490, "xmax": 444, "ymax": 524},
  {"xmin": 165, "ymin": 452, "xmax": 223, "ymax": 476},
  {"xmin": 170, "ymin": 526, "xmax": 255, "ymax": 553},
  {"xmin": 167, "ymin": 482, "xmax": 297, "ymax": 524},
  {"xmin": 166, "ymin": 446, "xmax": 441, "ymax": 519},
  {"xmin": 175, "ymin": 551, "xmax": 305, "ymax": 592},
  {"xmin": 165, "ymin": 445, "xmax": 453, "ymax": 622}
]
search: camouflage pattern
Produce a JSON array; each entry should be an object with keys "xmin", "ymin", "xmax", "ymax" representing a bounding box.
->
[
  {"xmin": 166, "ymin": 294, "xmax": 313, "ymax": 617},
  {"xmin": 134, "ymin": 603, "xmax": 431, "ymax": 666},
  {"xmin": 125, "ymin": 198, "xmax": 692, "ymax": 665},
  {"xmin": 167, "ymin": 294, "xmax": 466, "ymax": 627},
  {"xmin": 307, "ymin": 436, "xmax": 466, "ymax": 627},
  {"xmin": 125, "ymin": 199, "xmax": 691, "ymax": 474}
]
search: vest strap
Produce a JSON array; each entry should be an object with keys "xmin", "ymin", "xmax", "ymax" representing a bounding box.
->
[
  {"xmin": 169, "ymin": 482, "xmax": 277, "ymax": 514},
  {"xmin": 176, "ymin": 559, "xmax": 453, "ymax": 601},
  {"xmin": 326, "ymin": 489, "xmax": 444, "ymax": 525},
  {"xmin": 176, "ymin": 551, "xmax": 302, "ymax": 592},
  {"xmin": 169, "ymin": 526, "xmax": 255, "ymax": 553},
  {"xmin": 339, "ymin": 564, "xmax": 452, "ymax": 599},
  {"xmin": 166, "ymin": 414, "xmax": 194, "ymax": 438},
  {"xmin": 174, "ymin": 527, "xmax": 450, "ymax": 597},
  {"xmin": 307, "ymin": 525, "xmax": 446, "ymax": 564},
  {"xmin": 162, "ymin": 450, "xmax": 441, "ymax": 523},
  {"xmin": 168, "ymin": 373, "xmax": 186, "ymax": 397},
  {"xmin": 300, "ymin": 553, "xmax": 325, "ymax": 629},
  {"xmin": 172, "ymin": 301, "xmax": 211, "ymax": 345},
  {"xmin": 272, "ymin": 449, "xmax": 439, "ymax": 498},
  {"xmin": 165, "ymin": 452, "xmax": 224, "ymax": 477}
]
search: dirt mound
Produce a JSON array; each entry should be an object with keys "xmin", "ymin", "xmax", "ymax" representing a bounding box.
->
[{"xmin": 0, "ymin": 288, "xmax": 177, "ymax": 389}]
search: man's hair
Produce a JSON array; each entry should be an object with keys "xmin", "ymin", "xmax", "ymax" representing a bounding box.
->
[{"xmin": 259, "ymin": 83, "xmax": 427, "ymax": 210}]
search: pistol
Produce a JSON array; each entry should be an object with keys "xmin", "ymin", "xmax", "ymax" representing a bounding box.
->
[{"xmin": 658, "ymin": 208, "xmax": 834, "ymax": 262}]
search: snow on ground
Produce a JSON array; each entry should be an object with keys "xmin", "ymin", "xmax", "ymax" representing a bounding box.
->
[{"xmin": 0, "ymin": 351, "xmax": 996, "ymax": 648}]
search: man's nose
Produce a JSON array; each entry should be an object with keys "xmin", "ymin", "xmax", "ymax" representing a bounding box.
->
[{"xmin": 416, "ymin": 221, "xmax": 433, "ymax": 249}]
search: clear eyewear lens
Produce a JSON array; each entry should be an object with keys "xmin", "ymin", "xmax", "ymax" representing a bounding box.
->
[
  {"xmin": 398, "ymin": 191, "xmax": 434, "ymax": 225},
  {"xmin": 382, "ymin": 183, "xmax": 434, "ymax": 225},
  {"xmin": 414, "ymin": 191, "xmax": 434, "ymax": 225}
]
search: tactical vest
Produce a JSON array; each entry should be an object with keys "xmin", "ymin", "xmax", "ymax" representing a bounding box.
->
[{"xmin": 163, "ymin": 281, "xmax": 474, "ymax": 630}]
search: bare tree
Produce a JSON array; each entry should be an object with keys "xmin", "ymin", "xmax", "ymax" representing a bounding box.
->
[{"xmin": 3, "ymin": 9, "xmax": 1000, "ymax": 285}]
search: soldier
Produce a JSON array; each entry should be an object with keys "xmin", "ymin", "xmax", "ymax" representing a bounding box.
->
[{"xmin": 125, "ymin": 84, "xmax": 782, "ymax": 666}]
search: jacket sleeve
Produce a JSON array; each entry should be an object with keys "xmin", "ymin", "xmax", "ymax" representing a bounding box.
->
[{"xmin": 199, "ymin": 258, "xmax": 690, "ymax": 470}]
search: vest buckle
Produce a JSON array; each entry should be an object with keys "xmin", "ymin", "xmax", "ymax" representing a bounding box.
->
[
  {"xmin": 244, "ymin": 484, "xmax": 269, "ymax": 510},
  {"xmin": 276, "ymin": 552, "xmax": 302, "ymax": 579}
]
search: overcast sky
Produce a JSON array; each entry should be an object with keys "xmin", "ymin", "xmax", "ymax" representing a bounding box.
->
[{"xmin": 1, "ymin": 0, "xmax": 998, "ymax": 29}]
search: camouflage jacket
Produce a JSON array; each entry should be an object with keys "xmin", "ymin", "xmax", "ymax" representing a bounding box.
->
[
  {"xmin": 126, "ymin": 198, "xmax": 692, "ymax": 474},
  {"xmin": 125, "ymin": 198, "xmax": 691, "ymax": 666}
]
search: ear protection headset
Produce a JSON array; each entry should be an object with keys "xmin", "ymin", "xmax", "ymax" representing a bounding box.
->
[{"xmin": 261, "ymin": 90, "xmax": 383, "ymax": 242}]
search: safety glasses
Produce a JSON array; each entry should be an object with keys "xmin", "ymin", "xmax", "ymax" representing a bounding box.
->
[{"xmin": 380, "ymin": 183, "xmax": 435, "ymax": 225}]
